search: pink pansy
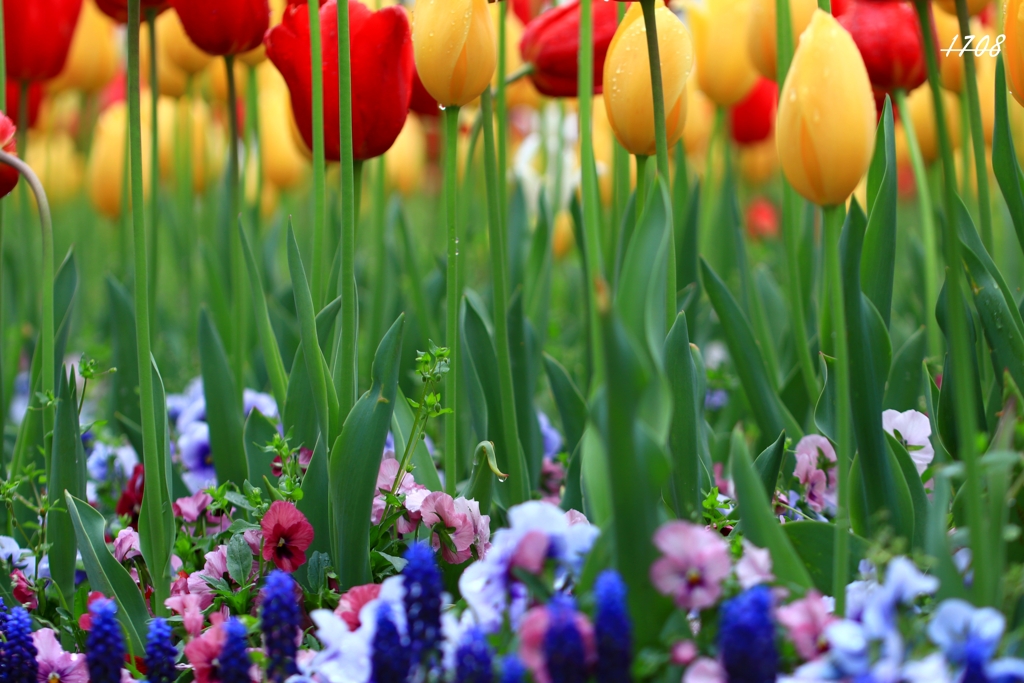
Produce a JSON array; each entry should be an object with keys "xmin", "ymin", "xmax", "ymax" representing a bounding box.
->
[
  {"xmin": 518, "ymin": 605, "xmax": 597, "ymax": 683},
  {"xmin": 684, "ymin": 657, "xmax": 727, "ymax": 683},
  {"xmin": 454, "ymin": 496, "xmax": 491, "ymax": 558},
  {"xmin": 184, "ymin": 621, "xmax": 227, "ymax": 683},
  {"xmin": 114, "ymin": 528, "xmax": 141, "ymax": 562},
  {"xmin": 672, "ymin": 640, "xmax": 698, "ymax": 666},
  {"xmin": 882, "ymin": 409, "xmax": 935, "ymax": 474},
  {"xmin": 335, "ymin": 583, "xmax": 382, "ymax": 630},
  {"xmin": 166, "ymin": 593, "xmax": 212, "ymax": 637},
  {"xmin": 712, "ymin": 463, "xmax": 734, "ymax": 499},
  {"xmin": 776, "ymin": 590, "xmax": 836, "ymax": 661},
  {"xmin": 12, "ymin": 568, "xmax": 37, "ymax": 610},
  {"xmin": 371, "ymin": 457, "xmax": 427, "ymax": 534},
  {"xmin": 244, "ymin": 528, "xmax": 264, "ymax": 555},
  {"xmin": 34, "ymin": 627, "xmax": 89, "ymax": 683},
  {"xmin": 794, "ymin": 435, "xmax": 838, "ymax": 513},
  {"xmin": 736, "ymin": 540, "xmax": 774, "ymax": 589},
  {"xmin": 511, "ymin": 530, "xmax": 549, "ymax": 575},
  {"xmin": 172, "ymin": 491, "xmax": 213, "ymax": 523},
  {"xmin": 564, "ymin": 509, "xmax": 589, "ymax": 526},
  {"xmin": 187, "ymin": 545, "xmax": 229, "ymax": 596},
  {"xmin": 419, "ymin": 491, "xmax": 476, "ymax": 564},
  {"xmin": 170, "ymin": 570, "xmax": 191, "ymax": 597},
  {"xmin": 649, "ymin": 521, "xmax": 731, "ymax": 611}
]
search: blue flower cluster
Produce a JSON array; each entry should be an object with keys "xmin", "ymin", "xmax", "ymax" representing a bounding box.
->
[{"xmin": 86, "ymin": 598, "xmax": 124, "ymax": 683}]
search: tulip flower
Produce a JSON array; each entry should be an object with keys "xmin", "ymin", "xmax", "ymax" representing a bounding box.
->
[
  {"xmin": 386, "ymin": 114, "xmax": 427, "ymax": 196},
  {"xmin": 777, "ymin": 10, "xmax": 875, "ymax": 206},
  {"xmin": 1007, "ymin": 0, "xmax": 1024, "ymax": 107},
  {"xmin": 689, "ymin": 0, "xmax": 758, "ymax": 106},
  {"xmin": 48, "ymin": 0, "xmax": 119, "ymax": 95},
  {"xmin": 738, "ymin": 137, "xmax": 778, "ymax": 185},
  {"xmin": 935, "ymin": 0, "xmax": 988, "ymax": 17},
  {"xmin": 746, "ymin": 0, "xmax": 817, "ymax": 82},
  {"xmin": 520, "ymin": 0, "xmax": 619, "ymax": 98},
  {"xmin": 140, "ymin": 24, "xmax": 189, "ymax": 98},
  {"xmin": 410, "ymin": 69, "xmax": 440, "ymax": 117},
  {"xmin": 26, "ymin": 131, "xmax": 84, "ymax": 206},
  {"xmin": 87, "ymin": 100, "xmax": 154, "ymax": 219},
  {"xmin": 933, "ymin": 7, "xmax": 964, "ymax": 93},
  {"xmin": 266, "ymin": 0, "xmax": 414, "ymax": 161},
  {"xmin": 0, "ymin": 114, "xmax": 20, "ymax": 198},
  {"xmin": 552, "ymin": 210, "xmax": 575, "ymax": 260},
  {"xmin": 603, "ymin": 3, "xmax": 694, "ymax": 157},
  {"xmin": 156, "ymin": 96, "xmax": 227, "ymax": 191},
  {"xmin": 208, "ymin": 58, "xmax": 248, "ymax": 102},
  {"xmin": 171, "ymin": 0, "xmax": 270, "ymax": 56},
  {"xmin": 7, "ymin": 82, "xmax": 44, "ymax": 129},
  {"xmin": 258, "ymin": 64, "xmax": 309, "ymax": 190},
  {"xmin": 682, "ymin": 71, "xmax": 714, "ymax": 162},
  {"xmin": 413, "ymin": 0, "xmax": 496, "ymax": 107},
  {"xmin": 160, "ymin": 9, "xmax": 214, "ymax": 76},
  {"xmin": 730, "ymin": 78, "xmax": 776, "ymax": 146},
  {"xmin": 4, "ymin": 0, "xmax": 84, "ymax": 83},
  {"xmin": 514, "ymin": 0, "xmax": 546, "ymax": 24},
  {"xmin": 900, "ymin": 82, "xmax": 960, "ymax": 165},
  {"xmin": 838, "ymin": 0, "xmax": 927, "ymax": 96},
  {"xmin": 498, "ymin": 7, "xmax": 541, "ymax": 109},
  {"xmin": 95, "ymin": 0, "xmax": 168, "ymax": 23}
]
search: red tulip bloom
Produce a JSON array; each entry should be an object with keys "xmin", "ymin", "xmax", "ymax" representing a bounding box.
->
[
  {"xmin": 730, "ymin": 78, "xmax": 777, "ymax": 146},
  {"xmin": 838, "ymin": 0, "xmax": 929, "ymax": 95},
  {"xmin": 4, "ymin": 0, "xmax": 83, "ymax": 82},
  {"xmin": 266, "ymin": 0, "xmax": 414, "ymax": 161},
  {"xmin": 94, "ymin": 0, "xmax": 169, "ymax": 23},
  {"xmin": 520, "ymin": 0, "xmax": 620, "ymax": 97},
  {"xmin": 261, "ymin": 500, "xmax": 314, "ymax": 573},
  {"xmin": 410, "ymin": 68, "xmax": 439, "ymax": 118},
  {"xmin": 170, "ymin": 0, "xmax": 270, "ymax": 56},
  {"xmin": 746, "ymin": 198, "xmax": 780, "ymax": 241},
  {"xmin": 513, "ymin": 0, "xmax": 548, "ymax": 24}
]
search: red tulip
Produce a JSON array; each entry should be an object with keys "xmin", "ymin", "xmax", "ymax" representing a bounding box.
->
[
  {"xmin": 266, "ymin": 0, "xmax": 413, "ymax": 161},
  {"xmin": 0, "ymin": 113, "xmax": 20, "ymax": 199},
  {"xmin": 746, "ymin": 198, "xmax": 779, "ymax": 241},
  {"xmin": 520, "ymin": 0, "xmax": 620, "ymax": 97},
  {"xmin": 170, "ymin": 0, "xmax": 270, "ymax": 56},
  {"xmin": 730, "ymin": 78, "xmax": 777, "ymax": 146},
  {"xmin": 6, "ymin": 82, "xmax": 44, "ymax": 129},
  {"xmin": 838, "ymin": 0, "xmax": 929, "ymax": 95},
  {"xmin": 410, "ymin": 68, "xmax": 439, "ymax": 118},
  {"xmin": 94, "ymin": 0, "xmax": 169, "ymax": 23},
  {"xmin": 513, "ymin": 0, "xmax": 548, "ymax": 23},
  {"xmin": 4, "ymin": 0, "xmax": 84, "ymax": 82}
]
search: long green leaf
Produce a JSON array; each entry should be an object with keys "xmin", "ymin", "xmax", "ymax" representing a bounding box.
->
[
  {"xmin": 886, "ymin": 433, "xmax": 928, "ymax": 550},
  {"xmin": 665, "ymin": 313, "xmax": 701, "ymax": 521},
  {"xmin": 47, "ymin": 368, "xmax": 84, "ymax": 599},
  {"xmin": 199, "ymin": 308, "xmax": 247, "ymax": 487},
  {"xmin": 509, "ymin": 291, "xmax": 543, "ymax": 490},
  {"xmin": 330, "ymin": 315, "xmax": 405, "ymax": 589},
  {"xmin": 783, "ymin": 521, "xmax": 869, "ymax": 596},
  {"xmin": 962, "ymin": 243, "xmax": 1024, "ymax": 395},
  {"xmin": 861, "ymin": 97, "xmax": 897, "ymax": 327},
  {"xmin": 244, "ymin": 409, "xmax": 280, "ymax": 497},
  {"xmin": 753, "ymin": 431, "xmax": 786, "ymax": 501},
  {"xmin": 884, "ymin": 328, "xmax": 926, "ymax": 412},
  {"xmin": 542, "ymin": 353, "xmax": 587, "ymax": 512},
  {"xmin": 107, "ymin": 276, "xmax": 142, "ymax": 455},
  {"xmin": 992, "ymin": 57, "xmax": 1024, "ymax": 259},
  {"xmin": 138, "ymin": 358, "xmax": 174, "ymax": 612},
  {"xmin": 240, "ymin": 221, "xmax": 288, "ymax": 412}
]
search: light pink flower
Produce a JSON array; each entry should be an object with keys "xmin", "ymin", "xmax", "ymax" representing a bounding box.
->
[
  {"xmin": 173, "ymin": 491, "xmax": 214, "ymax": 523},
  {"xmin": 736, "ymin": 540, "xmax": 774, "ymax": 589},
  {"xmin": 335, "ymin": 583, "xmax": 382, "ymax": 630},
  {"xmin": 882, "ymin": 409, "xmax": 935, "ymax": 474},
  {"xmin": 420, "ymin": 491, "xmax": 475, "ymax": 564},
  {"xmin": 794, "ymin": 435, "xmax": 838, "ymax": 513},
  {"xmin": 184, "ymin": 621, "xmax": 227, "ymax": 683},
  {"xmin": 776, "ymin": 590, "xmax": 836, "ymax": 661},
  {"xmin": 518, "ymin": 605, "xmax": 597, "ymax": 683},
  {"xmin": 165, "ymin": 593, "xmax": 212, "ymax": 637},
  {"xmin": 34, "ymin": 628, "xmax": 89, "ymax": 683},
  {"xmin": 564, "ymin": 509, "xmax": 589, "ymax": 526},
  {"xmin": 671, "ymin": 640, "xmax": 698, "ymax": 665},
  {"xmin": 511, "ymin": 530, "xmax": 549, "ymax": 574},
  {"xmin": 187, "ymin": 546, "xmax": 229, "ymax": 596},
  {"xmin": 12, "ymin": 569, "xmax": 37, "ymax": 610},
  {"xmin": 113, "ymin": 528, "xmax": 141, "ymax": 562},
  {"xmin": 540, "ymin": 458, "xmax": 566, "ymax": 505},
  {"xmin": 713, "ymin": 463, "xmax": 734, "ymax": 499},
  {"xmin": 649, "ymin": 521, "xmax": 731, "ymax": 611},
  {"xmin": 684, "ymin": 657, "xmax": 727, "ymax": 683},
  {"xmin": 454, "ymin": 496, "xmax": 491, "ymax": 558},
  {"xmin": 371, "ymin": 458, "xmax": 427, "ymax": 534}
]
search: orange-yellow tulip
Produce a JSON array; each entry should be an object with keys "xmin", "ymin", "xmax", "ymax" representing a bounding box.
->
[
  {"xmin": 1008, "ymin": 0, "xmax": 1024, "ymax": 106},
  {"xmin": 689, "ymin": 0, "xmax": 759, "ymax": 105},
  {"xmin": 258, "ymin": 63, "xmax": 309, "ymax": 190},
  {"xmin": 48, "ymin": 0, "xmax": 119, "ymax": 94},
  {"xmin": 413, "ymin": 0, "xmax": 496, "ymax": 107},
  {"xmin": 933, "ymin": 6, "xmax": 964, "ymax": 93},
  {"xmin": 88, "ymin": 100, "xmax": 154, "ymax": 219},
  {"xmin": 746, "ymin": 0, "xmax": 817, "ymax": 82},
  {"xmin": 160, "ymin": 10, "xmax": 214, "ymax": 76},
  {"xmin": 902, "ymin": 82, "xmax": 960, "ymax": 165},
  {"xmin": 386, "ymin": 113, "xmax": 427, "ymax": 196},
  {"xmin": 26, "ymin": 130, "xmax": 83, "ymax": 206}
]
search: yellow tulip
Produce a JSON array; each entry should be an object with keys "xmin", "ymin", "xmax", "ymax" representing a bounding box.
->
[
  {"xmin": 903, "ymin": 82, "xmax": 960, "ymax": 165},
  {"xmin": 87, "ymin": 100, "xmax": 154, "ymax": 219},
  {"xmin": 776, "ymin": 10, "xmax": 875, "ymax": 206},
  {"xmin": 738, "ymin": 135, "xmax": 778, "ymax": 185},
  {"xmin": 975, "ymin": 49, "xmax": 995, "ymax": 145},
  {"xmin": 682, "ymin": 71, "xmax": 715, "ymax": 163},
  {"xmin": 603, "ymin": 3, "xmax": 694, "ymax": 157},
  {"xmin": 1008, "ymin": 0, "xmax": 1024, "ymax": 106},
  {"xmin": 689, "ymin": 0, "xmax": 758, "ymax": 105},
  {"xmin": 259, "ymin": 63, "xmax": 309, "ymax": 189},
  {"xmin": 156, "ymin": 96, "xmax": 227, "ymax": 192},
  {"xmin": 593, "ymin": 94, "xmax": 634, "ymax": 206},
  {"xmin": 413, "ymin": 0, "xmax": 496, "ymax": 107},
  {"xmin": 160, "ymin": 10, "xmax": 213, "ymax": 76},
  {"xmin": 935, "ymin": 0, "xmax": 989, "ymax": 17},
  {"xmin": 746, "ymin": 0, "xmax": 817, "ymax": 82},
  {"xmin": 1009, "ymin": 92, "xmax": 1024, "ymax": 161},
  {"xmin": 26, "ymin": 131, "xmax": 83, "ymax": 206},
  {"xmin": 209, "ymin": 58, "xmax": 248, "ymax": 102},
  {"xmin": 494, "ymin": 6, "xmax": 541, "ymax": 110},
  {"xmin": 141, "ymin": 27, "xmax": 189, "ymax": 98},
  {"xmin": 48, "ymin": 0, "xmax": 118, "ymax": 94},
  {"xmin": 552, "ymin": 210, "xmax": 575, "ymax": 260},
  {"xmin": 386, "ymin": 114, "xmax": 427, "ymax": 196},
  {"xmin": 933, "ymin": 7, "xmax": 964, "ymax": 93}
]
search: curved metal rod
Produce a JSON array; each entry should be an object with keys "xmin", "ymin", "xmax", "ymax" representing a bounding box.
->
[{"xmin": 0, "ymin": 149, "xmax": 55, "ymax": 442}]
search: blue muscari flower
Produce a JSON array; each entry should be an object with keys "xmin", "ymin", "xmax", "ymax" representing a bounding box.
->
[
  {"xmin": 500, "ymin": 655, "xmax": 527, "ymax": 683},
  {"xmin": 145, "ymin": 617, "xmax": 178, "ymax": 683},
  {"xmin": 221, "ymin": 618, "xmax": 253, "ymax": 683},
  {"xmin": 455, "ymin": 627, "xmax": 494, "ymax": 683},
  {"xmin": 403, "ymin": 542, "xmax": 443, "ymax": 666},
  {"xmin": 544, "ymin": 593, "xmax": 588, "ymax": 683},
  {"xmin": 718, "ymin": 585, "xmax": 778, "ymax": 683},
  {"xmin": 371, "ymin": 602, "xmax": 411, "ymax": 683},
  {"xmin": 6, "ymin": 605, "xmax": 38, "ymax": 683},
  {"xmin": 594, "ymin": 570, "xmax": 632, "ymax": 683},
  {"xmin": 262, "ymin": 570, "xmax": 300, "ymax": 683},
  {"xmin": 87, "ymin": 598, "xmax": 124, "ymax": 683}
]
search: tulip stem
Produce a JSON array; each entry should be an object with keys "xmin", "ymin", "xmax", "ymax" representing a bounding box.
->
[
  {"xmin": 481, "ymin": 89, "xmax": 530, "ymax": 504},
  {"xmin": 308, "ymin": 0, "xmax": 327, "ymax": 306},
  {"xmin": 578, "ymin": 0, "xmax": 605, "ymax": 391},
  {"xmin": 443, "ymin": 105, "xmax": 461, "ymax": 495},
  {"xmin": 225, "ymin": 55, "xmax": 246, "ymax": 402},
  {"xmin": 893, "ymin": 89, "xmax": 942, "ymax": 361},
  {"xmin": 246, "ymin": 65, "xmax": 262, "ymax": 235},
  {"xmin": 635, "ymin": 154, "xmax": 648, "ymax": 227},
  {"xmin": 639, "ymin": 0, "xmax": 676, "ymax": 326},
  {"xmin": 914, "ymin": 0, "xmax": 991, "ymax": 607},
  {"xmin": 147, "ymin": 9, "xmax": 159, "ymax": 333},
  {"xmin": 335, "ymin": 0, "xmax": 358, "ymax": 418},
  {"xmin": 126, "ymin": 0, "xmax": 168, "ymax": 617},
  {"xmin": 611, "ymin": 2, "xmax": 630, "ymax": 260},
  {"xmin": 823, "ymin": 203, "xmax": 851, "ymax": 616},
  {"xmin": 497, "ymin": 0, "xmax": 509, "ymax": 235}
]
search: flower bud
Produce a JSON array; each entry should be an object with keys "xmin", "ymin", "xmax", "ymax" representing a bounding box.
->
[
  {"xmin": 776, "ymin": 10, "xmax": 876, "ymax": 206},
  {"xmin": 738, "ymin": 137, "xmax": 778, "ymax": 185},
  {"xmin": 48, "ymin": 0, "xmax": 119, "ymax": 94},
  {"xmin": 258, "ymin": 64, "xmax": 309, "ymax": 190},
  {"xmin": 683, "ymin": 71, "xmax": 715, "ymax": 162},
  {"xmin": 413, "ymin": 0, "xmax": 497, "ymax": 107},
  {"xmin": 902, "ymin": 82, "xmax": 960, "ymax": 164},
  {"xmin": 603, "ymin": 3, "xmax": 694, "ymax": 157},
  {"xmin": 730, "ymin": 78, "xmax": 776, "ymax": 146},
  {"xmin": 689, "ymin": 0, "xmax": 758, "ymax": 106},
  {"xmin": 26, "ymin": 131, "xmax": 84, "ymax": 206},
  {"xmin": 0, "ymin": 114, "xmax": 20, "ymax": 199},
  {"xmin": 838, "ymin": 0, "xmax": 927, "ymax": 95},
  {"xmin": 933, "ymin": 7, "xmax": 964, "ymax": 92},
  {"xmin": 160, "ymin": 9, "xmax": 214, "ymax": 76},
  {"xmin": 170, "ymin": 0, "xmax": 271, "ymax": 56},
  {"xmin": 4, "ymin": 0, "xmax": 84, "ymax": 83},
  {"xmin": 386, "ymin": 114, "xmax": 427, "ymax": 196},
  {"xmin": 746, "ymin": 0, "xmax": 817, "ymax": 82},
  {"xmin": 87, "ymin": 100, "xmax": 154, "ymax": 219}
]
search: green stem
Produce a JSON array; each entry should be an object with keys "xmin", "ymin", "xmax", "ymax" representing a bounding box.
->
[
  {"xmin": 335, "ymin": 0, "xmax": 357, "ymax": 416},
  {"xmin": 126, "ymin": 0, "xmax": 167, "ymax": 616},
  {"xmin": 817, "ymin": 0, "xmax": 831, "ymax": 11},
  {"xmin": 147, "ymin": 10, "xmax": 159, "ymax": 331},
  {"xmin": 308, "ymin": 0, "xmax": 327, "ymax": 305},
  {"xmin": 443, "ymin": 106, "xmax": 461, "ymax": 495},
  {"xmin": 578, "ymin": 0, "xmax": 605, "ymax": 391},
  {"xmin": 481, "ymin": 89, "xmax": 530, "ymax": 504},
  {"xmin": 225, "ymin": 55, "xmax": 245, "ymax": 402},
  {"xmin": 497, "ymin": 0, "xmax": 509, "ymax": 237},
  {"xmin": 954, "ymin": 0, "xmax": 993, "ymax": 253},
  {"xmin": 913, "ymin": 0, "xmax": 991, "ymax": 606},
  {"xmin": 893, "ymin": 89, "xmax": 942, "ymax": 360},
  {"xmin": 246, "ymin": 66, "xmax": 262, "ymax": 234},
  {"xmin": 16, "ymin": 81, "xmax": 27, "ymax": 158},
  {"xmin": 635, "ymin": 154, "xmax": 648, "ymax": 226},
  {"xmin": 823, "ymin": 204, "xmax": 851, "ymax": 615},
  {"xmin": 370, "ymin": 157, "xmax": 388, "ymax": 362}
]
